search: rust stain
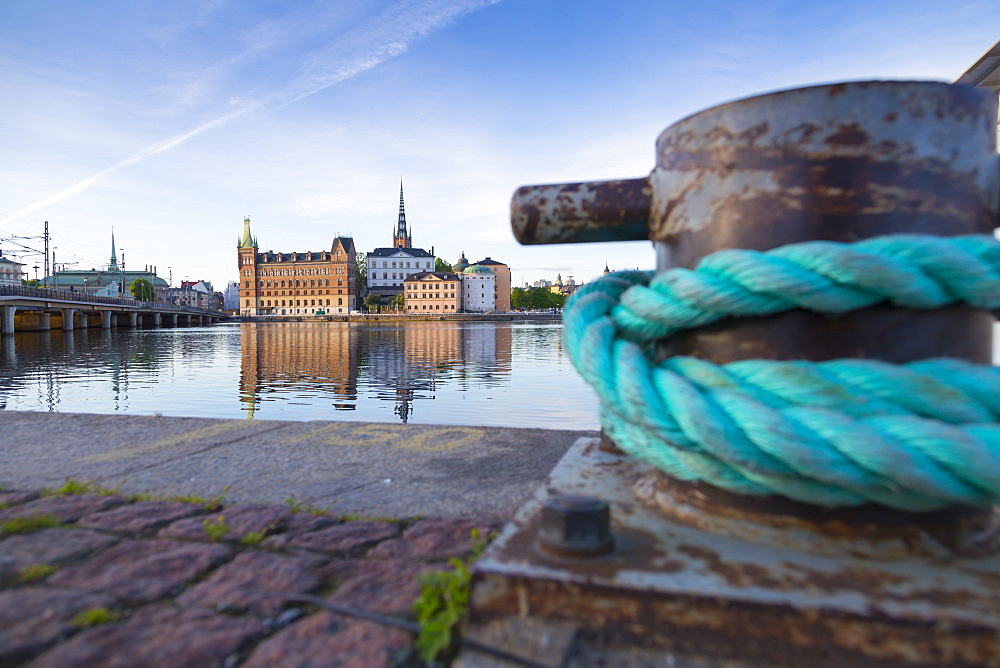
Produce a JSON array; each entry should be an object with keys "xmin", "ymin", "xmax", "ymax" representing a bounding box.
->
[{"xmin": 824, "ymin": 123, "xmax": 869, "ymax": 147}]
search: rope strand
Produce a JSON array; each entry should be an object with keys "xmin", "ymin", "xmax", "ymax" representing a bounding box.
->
[{"xmin": 564, "ymin": 234, "xmax": 1000, "ymax": 510}]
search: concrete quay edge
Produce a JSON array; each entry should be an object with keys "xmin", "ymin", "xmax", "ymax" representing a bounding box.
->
[{"xmin": 0, "ymin": 410, "xmax": 594, "ymax": 519}]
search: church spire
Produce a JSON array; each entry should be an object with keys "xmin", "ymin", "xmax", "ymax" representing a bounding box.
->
[
  {"xmin": 238, "ymin": 216, "xmax": 256, "ymax": 249},
  {"xmin": 393, "ymin": 179, "xmax": 411, "ymax": 249},
  {"xmin": 109, "ymin": 231, "xmax": 119, "ymax": 271}
]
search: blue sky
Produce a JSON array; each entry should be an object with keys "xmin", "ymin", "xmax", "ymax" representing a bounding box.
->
[{"xmin": 0, "ymin": 1, "xmax": 995, "ymax": 290}]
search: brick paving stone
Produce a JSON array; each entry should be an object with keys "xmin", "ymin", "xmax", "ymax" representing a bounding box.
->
[
  {"xmin": 0, "ymin": 494, "xmax": 127, "ymax": 524},
  {"xmin": 0, "ymin": 587, "xmax": 117, "ymax": 665},
  {"xmin": 77, "ymin": 500, "xmax": 205, "ymax": 534},
  {"xmin": 158, "ymin": 503, "xmax": 291, "ymax": 542},
  {"xmin": 243, "ymin": 612, "xmax": 412, "ymax": 668},
  {"xmin": 283, "ymin": 512, "xmax": 341, "ymax": 535},
  {"xmin": 177, "ymin": 551, "xmax": 326, "ymax": 616},
  {"xmin": 369, "ymin": 516, "xmax": 505, "ymax": 561},
  {"xmin": 267, "ymin": 520, "xmax": 400, "ymax": 555},
  {"xmin": 49, "ymin": 539, "xmax": 232, "ymax": 603},
  {"xmin": 321, "ymin": 558, "xmax": 443, "ymax": 618},
  {"xmin": 0, "ymin": 491, "xmax": 38, "ymax": 506},
  {"xmin": 29, "ymin": 604, "xmax": 265, "ymax": 668},
  {"xmin": 0, "ymin": 528, "xmax": 118, "ymax": 575}
]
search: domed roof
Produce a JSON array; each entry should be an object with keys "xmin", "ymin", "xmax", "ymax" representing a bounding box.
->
[
  {"xmin": 453, "ymin": 252, "xmax": 470, "ymax": 272},
  {"xmin": 463, "ymin": 264, "xmax": 494, "ymax": 275}
]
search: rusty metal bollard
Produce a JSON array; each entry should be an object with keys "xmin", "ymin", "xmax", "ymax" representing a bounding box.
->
[
  {"xmin": 512, "ymin": 80, "xmax": 1000, "ymax": 364},
  {"xmin": 463, "ymin": 81, "xmax": 1000, "ymax": 666}
]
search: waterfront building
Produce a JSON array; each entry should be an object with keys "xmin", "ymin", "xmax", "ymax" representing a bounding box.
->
[
  {"xmin": 462, "ymin": 264, "xmax": 496, "ymax": 313},
  {"xmin": 366, "ymin": 182, "xmax": 435, "ymax": 304},
  {"xmin": 237, "ymin": 217, "xmax": 357, "ymax": 316},
  {"xmin": 549, "ymin": 272, "xmax": 581, "ymax": 297},
  {"xmin": 223, "ymin": 281, "xmax": 240, "ymax": 311},
  {"xmin": 0, "ymin": 254, "xmax": 25, "ymax": 285},
  {"xmin": 473, "ymin": 257, "xmax": 510, "ymax": 311},
  {"xmin": 170, "ymin": 280, "xmax": 222, "ymax": 310},
  {"xmin": 404, "ymin": 271, "xmax": 462, "ymax": 313},
  {"xmin": 42, "ymin": 233, "xmax": 168, "ymax": 298}
]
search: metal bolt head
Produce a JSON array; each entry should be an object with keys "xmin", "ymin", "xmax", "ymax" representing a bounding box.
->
[{"xmin": 538, "ymin": 495, "xmax": 614, "ymax": 558}]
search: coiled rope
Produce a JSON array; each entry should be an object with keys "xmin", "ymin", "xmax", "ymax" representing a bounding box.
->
[{"xmin": 563, "ymin": 234, "xmax": 1000, "ymax": 511}]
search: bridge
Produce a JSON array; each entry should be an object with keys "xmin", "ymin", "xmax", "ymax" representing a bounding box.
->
[{"xmin": 0, "ymin": 285, "xmax": 230, "ymax": 334}]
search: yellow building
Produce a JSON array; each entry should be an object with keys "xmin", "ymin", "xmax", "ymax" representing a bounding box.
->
[
  {"xmin": 237, "ymin": 217, "xmax": 357, "ymax": 316},
  {"xmin": 404, "ymin": 271, "xmax": 462, "ymax": 313}
]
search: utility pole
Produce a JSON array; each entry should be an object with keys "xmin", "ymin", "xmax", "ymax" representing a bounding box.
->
[{"xmin": 43, "ymin": 221, "xmax": 49, "ymax": 283}]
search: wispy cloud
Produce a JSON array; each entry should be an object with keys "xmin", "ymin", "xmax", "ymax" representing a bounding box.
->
[{"xmin": 1, "ymin": 0, "xmax": 500, "ymax": 229}]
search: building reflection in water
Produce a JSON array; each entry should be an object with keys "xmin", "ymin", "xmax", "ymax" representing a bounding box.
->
[{"xmin": 238, "ymin": 321, "xmax": 512, "ymax": 422}]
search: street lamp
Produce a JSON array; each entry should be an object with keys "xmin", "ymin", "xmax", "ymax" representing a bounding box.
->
[{"xmin": 32, "ymin": 265, "xmax": 38, "ymax": 283}]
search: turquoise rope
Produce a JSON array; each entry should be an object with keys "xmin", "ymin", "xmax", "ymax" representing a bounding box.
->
[{"xmin": 563, "ymin": 235, "xmax": 1000, "ymax": 511}]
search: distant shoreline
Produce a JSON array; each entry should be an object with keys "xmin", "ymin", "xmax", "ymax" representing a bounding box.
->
[{"xmin": 237, "ymin": 312, "xmax": 562, "ymax": 323}]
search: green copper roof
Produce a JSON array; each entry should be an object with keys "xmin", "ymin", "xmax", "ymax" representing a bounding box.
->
[
  {"xmin": 463, "ymin": 264, "xmax": 494, "ymax": 275},
  {"xmin": 238, "ymin": 216, "xmax": 257, "ymax": 249}
]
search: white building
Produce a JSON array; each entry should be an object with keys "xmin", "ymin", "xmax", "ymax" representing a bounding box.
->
[
  {"xmin": 0, "ymin": 255, "xmax": 24, "ymax": 286},
  {"xmin": 224, "ymin": 281, "xmax": 240, "ymax": 310},
  {"xmin": 365, "ymin": 180, "xmax": 435, "ymax": 303},
  {"xmin": 367, "ymin": 247, "xmax": 435, "ymax": 291},
  {"xmin": 462, "ymin": 264, "xmax": 496, "ymax": 312}
]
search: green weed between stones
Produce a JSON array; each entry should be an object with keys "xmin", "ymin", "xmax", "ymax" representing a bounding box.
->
[
  {"xmin": 239, "ymin": 530, "xmax": 267, "ymax": 546},
  {"xmin": 20, "ymin": 563, "xmax": 57, "ymax": 583},
  {"xmin": 412, "ymin": 528, "xmax": 494, "ymax": 663},
  {"xmin": 41, "ymin": 479, "xmax": 233, "ymax": 511},
  {"xmin": 284, "ymin": 494, "xmax": 332, "ymax": 515},
  {"xmin": 1, "ymin": 514, "xmax": 62, "ymax": 537},
  {"xmin": 45, "ymin": 479, "xmax": 121, "ymax": 496},
  {"xmin": 203, "ymin": 515, "xmax": 231, "ymax": 541},
  {"xmin": 71, "ymin": 607, "xmax": 120, "ymax": 629}
]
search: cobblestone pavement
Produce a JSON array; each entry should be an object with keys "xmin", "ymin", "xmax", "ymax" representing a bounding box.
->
[{"xmin": 0, "ymin": 489, "xmax": 506, "ymax": 667}]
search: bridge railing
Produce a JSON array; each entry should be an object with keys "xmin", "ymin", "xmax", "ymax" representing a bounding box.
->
[{"xmin": 0, "ymin": 284, "xmax": 223, "ymax": 316}]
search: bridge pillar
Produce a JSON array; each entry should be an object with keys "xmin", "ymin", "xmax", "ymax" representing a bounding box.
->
[
  {"xmin": 38, "ymin": 312, "xmax": 51, "ymax": 331},
  {"xmin": 100, "ymin": 310, "xmax": 112, "ymax": 329},
  {"xmin": 61, "ymin": 308, "xmax": 77, "ymax": 331},
  {"xmin": 129, "ymin": 312, "xmax": 138, "ymax": 328},
  {"xmin": 152, "ymin": 313, "xmax": 161, "ymax": 327},
  {"xmin": 1, "ymin": 305, "xmax": 16, "ymax": 335}
]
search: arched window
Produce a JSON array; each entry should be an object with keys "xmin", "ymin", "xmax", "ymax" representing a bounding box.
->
[
  {"xmin": 245, "ymin": 280, "xmax": 250, "ymax": 288},
  {"xmin": 337, "ymin": 278, "xmax": 342, "ymax": 286},
  {"xmin": 338, "ymin": 298, "xmax": 343, "ymax": 306}
]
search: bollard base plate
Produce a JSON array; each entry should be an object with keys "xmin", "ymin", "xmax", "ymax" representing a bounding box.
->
[{"xmin": 463, "ymin": 437, "xmax": 1000, "ymax": 666}]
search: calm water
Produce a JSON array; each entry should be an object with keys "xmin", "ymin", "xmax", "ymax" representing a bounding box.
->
[{"xmin": 0, "ymin": 321, "xmax": 600, "ymax": 429}]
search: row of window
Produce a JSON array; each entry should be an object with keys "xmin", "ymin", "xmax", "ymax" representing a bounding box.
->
[
  {"xmin": 371, "ymin": 260, "xmax": 432, "ymax": 269},
  {"xmin": 407, "ymin": 293, "xmax": 456, "ymax": 299},
  {"xmin": 245, "ymin": 278, "xmax": 347, "ymax": 289},
  {"xmin": 245, "ymin": 298, "xmax": 345, "ymax": 307},
  {"xmin": 260, "ymin": 252, "xmax": 343, "ymax": 263},
  {"xmin": 261, "ymin": 289, "xmax": 344, "ymax": 296}
]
